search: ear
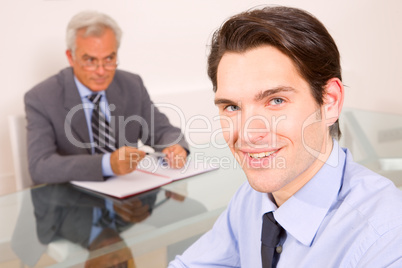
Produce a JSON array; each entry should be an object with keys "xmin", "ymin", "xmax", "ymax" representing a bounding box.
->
[
  {"xmin": 65, "ymin": 50, "xmax": 75, "ymax": 67},
  {"xmin": 323, "ymin": 78, "xmax": 344, "ymax": 126}
]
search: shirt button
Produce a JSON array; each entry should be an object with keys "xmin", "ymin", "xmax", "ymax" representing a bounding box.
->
[{"xmin": 276, "ymin": 245, "xmax": 283, "ymax": 254}]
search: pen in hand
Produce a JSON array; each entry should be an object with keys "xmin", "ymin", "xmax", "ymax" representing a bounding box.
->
[{"xmin": 145, "ymin": 152, "xmax": 167, "ymax": 158}]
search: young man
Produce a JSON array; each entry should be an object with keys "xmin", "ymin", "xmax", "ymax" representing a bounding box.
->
[
  {"xmin": 25, "ymin": 11, "xmax": 188, "ymax": 184},
  {"xmin": 169, "ymin": 6, "xmax": 402, "ymax": 267}
]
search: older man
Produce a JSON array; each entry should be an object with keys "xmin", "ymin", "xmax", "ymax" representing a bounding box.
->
[{"xmin": 25, "ymin": 11, "xmax": 188, "ymax": 184}]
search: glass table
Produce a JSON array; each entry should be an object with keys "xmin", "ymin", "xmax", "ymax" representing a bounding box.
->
[
  {"xmin": 0, "ymin": 146, "xmax": 247, "ymax": 268},
  {"xmin": 1, "ymin": 108, "xmax": 401, "ymax": 267}
]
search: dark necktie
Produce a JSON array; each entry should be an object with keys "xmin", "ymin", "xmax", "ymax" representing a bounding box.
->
[
  {"xmin": 95, "ymin": 207, "xmax": 130, "ymax": 231},
  {"xmin": 261, "ymin": 212, "xmax": 285, "ymax": 268},
  {"xmin": 95, "ymin": 207, "xmax": 114, "ymax": 228},
  {"xmin": 87, "ymin": 94, "xmax": 116, "ymax": 154}
]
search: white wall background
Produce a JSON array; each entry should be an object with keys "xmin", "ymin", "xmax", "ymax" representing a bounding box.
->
[{"xmin": 1, "ymin": 0, "xmax": 402, "ymax": 191}]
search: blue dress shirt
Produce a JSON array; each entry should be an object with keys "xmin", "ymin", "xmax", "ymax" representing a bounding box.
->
[
  {"xmin": 169, "ymin": 141, "xmax": 402, "ymax": 267},
  {"xmin": 88, "ymin": 200, "xmax": 116, "ymax": 246},
  {"xmin": 74, "ymin": 77, "xmax": 114, "ymax": 177}
]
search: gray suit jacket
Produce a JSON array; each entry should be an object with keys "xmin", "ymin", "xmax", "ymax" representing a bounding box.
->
[{"xmin": 25, "ymin": 67, "xmax": 188, "ymax": 184}]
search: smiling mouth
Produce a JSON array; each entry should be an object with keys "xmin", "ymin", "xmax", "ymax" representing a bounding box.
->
[{"xmin": 248, "ymin": 150, "xmax": 279, "ymax": 159}]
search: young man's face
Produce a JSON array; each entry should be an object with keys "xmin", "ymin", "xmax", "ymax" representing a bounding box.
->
[
  {"xmin": 66, "ymin": 28, "xmax": 118, "ymax": 92},
  {"xmin": 215, "ymin": 45, "xmax": 333, "ymax": 195}
]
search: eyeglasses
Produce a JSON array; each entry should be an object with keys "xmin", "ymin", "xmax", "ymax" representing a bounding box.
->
[{"xmin": 78, "ymin": 57, "xmax": 119, "ymax": 71}]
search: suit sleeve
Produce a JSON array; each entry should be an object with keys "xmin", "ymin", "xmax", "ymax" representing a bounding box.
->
[{"xmin": 24, "ymin": 90, "xmax": 104, "ymax": 184}]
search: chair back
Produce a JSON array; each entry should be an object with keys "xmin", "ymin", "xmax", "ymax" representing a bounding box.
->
[{"xmin": 8, "ymin": 115, "xmax": 33, "ymax": 190}]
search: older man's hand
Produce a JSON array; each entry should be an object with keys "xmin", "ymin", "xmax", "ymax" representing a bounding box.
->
[
  {"xmin": 110, "ymin": 146, "xmax": 146, "ymax": 175},
  {"xmin": 162, "ymin": 144, "xmax": 188, "ymax": 169}
]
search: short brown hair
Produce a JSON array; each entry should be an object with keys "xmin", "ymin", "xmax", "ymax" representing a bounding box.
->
[{"xmin": 207, "ymin": 6, "xmax": 342, "ymax": 138}]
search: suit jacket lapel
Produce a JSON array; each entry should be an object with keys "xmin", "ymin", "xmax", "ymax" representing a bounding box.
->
[{"xmin": 62, "ymin": 68, "xmax": 92, "ymax": 154}]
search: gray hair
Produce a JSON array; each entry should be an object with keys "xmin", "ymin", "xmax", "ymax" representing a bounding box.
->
[{"xmin": 66, "ymin": 10, "xmax": 122, "ymax": 54}]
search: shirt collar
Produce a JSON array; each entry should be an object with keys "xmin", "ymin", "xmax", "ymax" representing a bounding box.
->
[
  {"xmin": 273, "ymin": 140, "xmax": 346, "ymax": 246},
  {"xmin": 258, "ymin": 192, "xmax": 278, "ymax": 218},
  {"xmin": 74, "ymin": 76, "xmax": 106, "ymax": 99}
]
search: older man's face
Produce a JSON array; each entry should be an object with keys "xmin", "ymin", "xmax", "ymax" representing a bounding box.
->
[
  {"xmin": 214, "ymin": 45, "xmax": 332, "ymax": 196},
  {"xmin": 66, "ymin": 28, "xmax": 117, "ymax": 92}
]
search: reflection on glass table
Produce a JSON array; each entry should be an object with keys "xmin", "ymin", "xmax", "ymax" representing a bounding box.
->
[
  {"xmin": 32, "ymin": 184, "xmax": 160, "ymax": 268},
  {"xmin": 340, "ymin": 108, "xmax": 402, "ymax": 187},
  {"xmin": 3, "ymin": 145, "xmax": 247, "ymax": 267},
  {"xmin": 11, "ymin": 184, "xmax": 202, "ymax": 267}
]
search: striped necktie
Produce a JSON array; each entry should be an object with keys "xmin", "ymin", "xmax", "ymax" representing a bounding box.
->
[
  {"xmin": 87, "ymin": 94, "xmax": 116, "ymax": 154},
  {"xmin": 261, "ymin": 212, "xmax": 285, "ymax": 268}
]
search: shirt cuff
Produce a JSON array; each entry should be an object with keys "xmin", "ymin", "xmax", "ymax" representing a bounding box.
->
[{"xmin": 102, "ymin": 153, "xmax": 115, "ymax": 177}]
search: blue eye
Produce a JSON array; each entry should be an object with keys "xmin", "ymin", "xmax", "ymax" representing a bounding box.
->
[
  {"xmin": 225, "ymin": 105, "xmax": 240, "ymax": 112},
  {"xmin": 270, "ymin": 98, "xmax": 284, "ymax": 105}
]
